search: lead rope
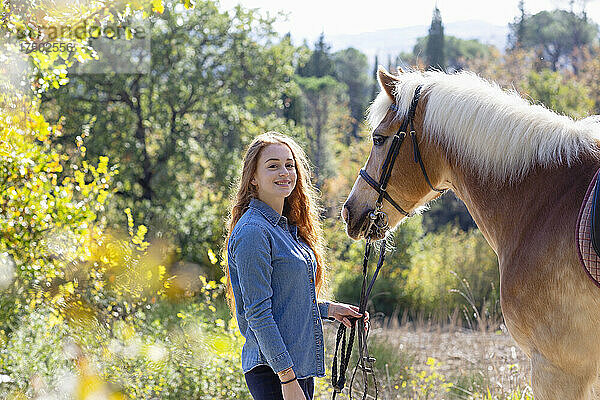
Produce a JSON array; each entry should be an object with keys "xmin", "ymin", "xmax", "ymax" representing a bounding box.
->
[
  {"xmin": 331, "ymin": 239, "xmax": 387, "ymax": 400},
  {"xmin": 331, "ymin": 241, "xmax": 370, "ymax": 399},
  {"xmin": 331, "ymin": 86, "xmax": 428, "ymax": 399}
]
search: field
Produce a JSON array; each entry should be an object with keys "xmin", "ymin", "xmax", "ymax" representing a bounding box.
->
[{"xmin": 315, "ymin": 320, "xmax": 532, "ymax": 400}]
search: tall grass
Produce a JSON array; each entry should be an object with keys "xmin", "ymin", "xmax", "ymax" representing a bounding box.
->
[{"xmin": 319, "ymin": 312, "xmax": 531, "ymax": 400}]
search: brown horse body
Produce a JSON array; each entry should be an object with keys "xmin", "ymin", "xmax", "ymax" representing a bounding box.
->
[
  {"xmin": 343, "ymin": 68, "xmax": 600, "ymax": 399},
  {"xmin": 453, "ymin": 149, "xmax": 600, "ymax": 399}
]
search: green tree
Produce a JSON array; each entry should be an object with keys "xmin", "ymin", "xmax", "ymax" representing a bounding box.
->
[
  {"xmin": 282, "ymin": 86, "xmax": 305, "ymax": 125},
  {"xmin": 297, "ymin": 32, "xmax": 334, "ymax": 78},
  {"xmin": 426, "ymin": 6, "xmax": 445, "ymax": 70},
  {"xmin": 332, "ymin": 47, "xmax": 370, "ymax": 140},
  {"xmin": 42, "ymin": 1, "xmax": 299, "ymax": 277},
  {"xmin": 0, "ymin": 0, "xmax": 304, "ymax": 397},
  {"xmin": 294, "ymin": 34, "xmax": 354, "ymax": 189},
  {"xmin": 0, "ymin": 103, "xmax": 115, "ymax": 333},
  {"xmin": 523, "ymin": 69, "xmax": 594, "ymax": 118},
  {"xmin": 414, "ymin": 35, "xmax": 491, "ymax": 71},
  {"xmin": 0, "ymin": 0, "xmax": 183, "ymax": 395},
  {"xmin": 281, "ymin": 34, "xmax": 306, "ymax": 125},
  {"xmin": 508, "ymin": 0, "xmax": 528, "ymax": 50},
  {"xmin": 0, "ymin": 0, "xmax": 169, "ymax": 340},
  {"xmin": 445, "ymin": 37, "xmax": 493, "ymax": 71},
  {"xmin": 371, "ymin": 54, "xmax": 380, "ymax": 99},
  {"xmin": 295, "ymin": 75, "xmax": 348, "ymax": 188},
  {"xmin": 512, "ymin": 9, "xmax": 598, "ymax": 72}
]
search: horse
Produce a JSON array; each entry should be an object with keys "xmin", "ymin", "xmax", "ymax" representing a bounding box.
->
[{"xmin": 342, "ymin": 66, "xmax": 600, "ymax": 400}]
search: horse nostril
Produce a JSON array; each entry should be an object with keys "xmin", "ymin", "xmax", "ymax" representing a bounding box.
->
[{"xmin": 341, "ymin": 205, "xmax": 349, "ymax": 223}]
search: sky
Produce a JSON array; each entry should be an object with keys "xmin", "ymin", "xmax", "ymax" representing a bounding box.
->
[{"xmin": 218, "ymin": 0, "xmax": 600, "ymax": 41}]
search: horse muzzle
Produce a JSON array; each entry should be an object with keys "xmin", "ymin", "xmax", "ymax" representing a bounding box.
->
[{"xmin": 342, "ymin": 202, "xmax": 389, "ymax": 240}]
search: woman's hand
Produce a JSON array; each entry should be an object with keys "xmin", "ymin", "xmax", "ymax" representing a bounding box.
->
[
  {"xmin": 281, "ymin": 380, "xmax": 306, "ymax": 400},
  {"xmin": 328, "ymin": 302, "xmax": 370, "ymax": 329}
]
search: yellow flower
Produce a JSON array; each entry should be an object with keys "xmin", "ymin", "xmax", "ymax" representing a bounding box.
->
[{"xmin": 207, "ymin": 248, "xmax": 218, "ymax": 264}]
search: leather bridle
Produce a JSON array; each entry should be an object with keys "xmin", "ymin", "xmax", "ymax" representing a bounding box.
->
[
  {"xmin": 330, "ymin": 85, "xmax": 447, "ymax": 400},
  {"xmin": 358, "ymin": 85, "xmax": 445, "ymax": 237}
]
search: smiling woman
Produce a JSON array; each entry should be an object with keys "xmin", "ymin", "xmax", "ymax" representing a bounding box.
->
[
  {"xmin": 250, "ymin": 143, "xmax": 298, "ymax": 215},
  {"xmin": 222, "ymin": 132, "xmax": 366, "ymax": 400}
]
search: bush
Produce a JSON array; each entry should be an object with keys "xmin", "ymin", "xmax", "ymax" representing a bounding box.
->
[
  {"xmin": 328, "ymin": 216, "xmax": 424, "ymax": 318},
  {"xmin": 524, "ymin": 69, "xmax": 594, "ymax": 118},
  {"xmin": 403, "ymin": 225, "xmax": 499, "ymax": 326},
  {"xmin": 0, "ymin": 308, "xmax": 75, "ymax": 398},
  {"xmin": 0, "ymin": 280, "xmax": 252, "ymax": 399}
]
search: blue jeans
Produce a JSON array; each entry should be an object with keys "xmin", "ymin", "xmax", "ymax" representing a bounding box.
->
[{"xmin": 244, "ymin": 365, "xmax": 314, "ymax": 400}]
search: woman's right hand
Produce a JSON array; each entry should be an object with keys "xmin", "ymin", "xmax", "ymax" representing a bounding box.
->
[{"xmin": 281, "ymin": 380, "xmax": 306, "ymax": 400}]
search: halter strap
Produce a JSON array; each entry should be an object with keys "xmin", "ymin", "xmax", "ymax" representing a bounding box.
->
[
  {"xmin": 411, "ymin": 131, "xmax": 445, "ymax": 194},
  {"xmin": 359, "ymin": 85, "xmax": 445, "ymax": 219},
  {"xmin": 359, "ymin": 167, "xmax": 409, "ymax": 216}
]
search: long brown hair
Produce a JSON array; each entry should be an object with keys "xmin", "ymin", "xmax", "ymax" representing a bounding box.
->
[{"xmin": 222, "ymin": 132, "xmax": 327, "ymax": 315}]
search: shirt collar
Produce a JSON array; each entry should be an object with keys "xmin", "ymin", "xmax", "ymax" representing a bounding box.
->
[
  {"xmin": 249, "ymin": 198, "xmax": 283, "ymax": 226},
  {"xmin": 288, "ymin": 224, "xmax": 299, "ymax": 240},
  {"xmin": 249, "ymin": 198, "xmax": 299, "ymax": 239}
]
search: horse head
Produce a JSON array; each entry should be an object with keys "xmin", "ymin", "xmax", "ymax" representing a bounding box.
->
[{"xmin": 342, "ymin": 67, "xmax": 449, "ymax": 240}]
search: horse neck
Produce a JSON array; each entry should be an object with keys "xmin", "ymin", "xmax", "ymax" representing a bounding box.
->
[{"xmin": 446, "ymin": 156, "xmax": 599, "ymax": 257}]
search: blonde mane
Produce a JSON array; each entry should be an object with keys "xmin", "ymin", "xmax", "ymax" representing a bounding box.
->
[{"xmin": 367, "ymin": 70, "xmax": 600, "ymax": 182}]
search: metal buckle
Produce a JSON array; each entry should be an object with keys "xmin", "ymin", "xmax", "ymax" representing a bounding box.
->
[
  {"xmin": 366, "ymin": 203, "xmax": 389, "ymax": 239},
  {"xmin": 360, "ymin": 356, "xmax": 377, "ymax": 373}
]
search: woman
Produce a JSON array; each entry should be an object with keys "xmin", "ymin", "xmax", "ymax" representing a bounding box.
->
[{"xmin": 223, "ymin": 132, "xmax": 366, "ymax": 400}]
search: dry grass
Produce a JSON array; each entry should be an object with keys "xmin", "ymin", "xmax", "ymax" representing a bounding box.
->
[{"xmin": 315, "ymin": 317, "xmax": 532, "ymax": 400}]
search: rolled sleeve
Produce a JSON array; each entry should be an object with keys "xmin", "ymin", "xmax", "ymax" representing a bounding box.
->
[
  {"xmin": 230, "ymin": 223, "xmax": 294, "ymax": 373},
  {"xmin": 318, "ymin": 301, "xmax": 332, "ymax": 320}
]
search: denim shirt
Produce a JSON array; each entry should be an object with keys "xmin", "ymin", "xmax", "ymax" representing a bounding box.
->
[{"xmin": 227, "ymin": 198, "xmax": 332, "ymax": 379}]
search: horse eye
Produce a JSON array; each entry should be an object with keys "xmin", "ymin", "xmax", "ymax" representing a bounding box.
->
[{"xmin": 373, "ymin": 135, "xmax": 386, "ymax": 146}]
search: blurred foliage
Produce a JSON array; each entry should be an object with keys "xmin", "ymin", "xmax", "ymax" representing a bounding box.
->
[
  {"xmin": 409, "ymin": 35, "xmax": 494, "ymax": 72},
  {"xmin": 329, "ymin": 216, "xmax": 425, "ymax": 318},
  {"xmin": 0, "ymin": 278, "xmax": 251, "ymax": 399},
  {"xmin": 422, "ymin": 193, "xmax": 476, "ymax": 233},
  {"xmin": 0, "ymin": 0, "xmax": 173, "ymax": 97},
  {"xmin": 0, "ymin": 99, "xmax": 121, "ymax": 335},
  {"xmin": 297, "ymin": 32, "xmax": 335, "ymax": 78},
  {"xmin": 405, "ymin": 226, "xmax": 499, "ymax": 325},
  {"xmin": 508, "ymin": 8, "xmax": 598, "ymax": 71},
  {"xmin": 42, "ymin": 0, "xmax": 304, "ymax": 279},
  {"xmin": 332, "ymin": 47, "xmax": 371, "ymax": 140},
  {"xmin": 295, "ymin": 75, "xmax": 349, "ymax": 189},
  {"xmin": 330, "ymin": 218, "xmax": 500, "ymax": 327},
  {"xmin": 444, "ymin": 37, "xmax": 494, "ymax": 71},
  {"xmin": 293, "ymin": 33, "xmax": 355, "ymax": 191},
  {"xmin": 523, "ymin": 69, "xmax": 594, "ymax": 118},
  {"xmin": 1, "ymin": 0, "xmax": 249, "ymax": 396},
  {"xmin": 574, "ymin": 44, "xmax": 600, "ymax": 113}
]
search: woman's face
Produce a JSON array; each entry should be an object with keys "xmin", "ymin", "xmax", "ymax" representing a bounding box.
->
[{"xmin": 252, "ymin": 143, "xmax": 297, "ymax": 206}]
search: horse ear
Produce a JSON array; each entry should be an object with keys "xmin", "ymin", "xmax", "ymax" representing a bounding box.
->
[
  {"xmin": 377, "ymin": 65, "xmax": 398, "ymax": 100},
  {"xmin": 397, "ymin": 66, "xmax": 404, "ymax": 75}
]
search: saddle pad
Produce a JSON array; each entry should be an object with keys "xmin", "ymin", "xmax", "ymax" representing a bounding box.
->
[{"xmin": 576, "ymin": 168, "xmax": 600, "ymax": 288}]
